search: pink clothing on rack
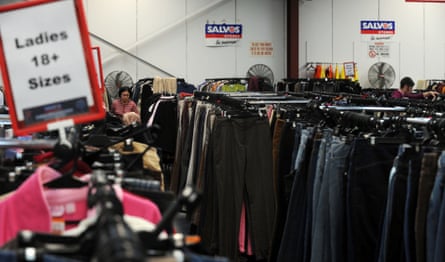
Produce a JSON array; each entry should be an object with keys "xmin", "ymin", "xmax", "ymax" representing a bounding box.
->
[
  {"xmin": 0, "ymin": 165, "xmax": 162, "ymax": 246},
  {"xmin": 239, "ymin": 201, "xmax": 253, "ymax": 255}
]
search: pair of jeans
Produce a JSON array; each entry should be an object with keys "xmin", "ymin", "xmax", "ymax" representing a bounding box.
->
[
  {"xmin": 426, "ymin": 151, "xmax": 445, "ymax": 262},
  {"xmin": 311, "ymin": 135, "xmax": 351, "ymax": 262},
  {"xmin": 276, "ymin": 125, "xmax": 314, "ymax": 262},
  {"xmin": 311, "ymin": 128, "xmax": 333, "ymax": 234},
  {"xmin": 403, "ymin": 148, "xmax": 422, "ymax": 262},
  {"xmin": 346, "ymin": 138, "xmax": 399, "ymax": 262},
  {"xmin": 303, "ymin": 132, "xmax": 323, "ymax": 262},
  {"xmin": 378, "ymin": 144, "xmax": 416, "ymax": 262},
  {"xmin": 432, "ymin": 161, "xmax": 445, "ymax": 262}
]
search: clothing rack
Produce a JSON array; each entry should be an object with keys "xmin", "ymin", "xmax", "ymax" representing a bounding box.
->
[
  {"xmin": 0, "ymin": 116, "xmax": 209, "ymax": 261},
  {"xmin": 193, "ymin": 91, "xmax": 311, "ymax": 109},
  {"xmin": 135, "ymin": 77, "xmax": 185, "ymax": 83},
  {"xmin": 319, "ymin": 107, "xmax": 445, "ymax": 140},
  {"xmin": 282, "ymin": 78, "xmax": 354, "ymax": 83},
  {"xmin": 287, "ymin": 90, "xmax": 445, "ymax": 113},
  {"xmin": 246, "ymin": 99, "xmax": 311, "ymax": 105},
  {"xmin": 323, "ymin": 105, "xmax": 406, "ymax": 112},
  {"xmin": 281, "ymin": 78, "xmax": 361, "ymax": 94},
  {"xmin": 287, "ymin": 90, "xmax": 363, "ymax": 98},
  {"xmin": 212, "ymin": 91, "xmax": 277, "ymax": 97},
  {"xmin": 198, "ymin": 78, "xmax": 251, "ymax": 92},
  {"xmin": 193, "ymin": 91, "xmax": 251, "ymax": 110},
  {"xmin": 204, "ymin": 77, "xmax": 249, "ymax": 82},
  {"xmin": 0, "ymin": 138, "xmax": 57, "ymax": 149}
]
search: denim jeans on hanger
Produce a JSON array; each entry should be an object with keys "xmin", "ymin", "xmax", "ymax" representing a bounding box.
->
[
  {"xmin": 290, "ymin": 123, "xmax": 303, "ymax": 171},
  {"xmin": 345, "ymin": 138, "xmax": 399, "ymax": 262},
  {"xmin": 403, "ymin": 148, "xmax": 422, "ymax": 262},
  {"xmin": 308, "ymin": 128, "xmax": 333, "ymax": 262},
  {"xmin": 326, "ymin": 136, "xmax": 351, "ymax": 262},
  {"xmin": 311, "ymin": 135, "xmax": 351, "ymax": 262},
  {"xmin": 378, "ymin": 144, "xmax": 411, "ymax": 262},
  {"xmin": 433, "ymin": 179, "xmax": 445, "ymax": 262},
  {"xmin": 415, "ymin": 152, "xmax": 439, "ymax": 262},
  {"xmin": 426, "ymin": 151, "xmax": 445, "ymax": 262},
  {"xmin": 303, "ymin": 132, "xmax": 322, "ymax": 262},
  {"xmin": 276, "ymin": 125, "xmax": 314, "ymax": 262},
  {"xmin": 294, "ymin": 126, "xmax": 315, "ymax": 184},
  {"xmin": 311, "ymin": 128, "xmax": 333, "ymax": 233}
]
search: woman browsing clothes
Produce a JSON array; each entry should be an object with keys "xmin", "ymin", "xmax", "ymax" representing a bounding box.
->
[{"xmin": 111, "ymin": 86, "xmax": 140, "ymax": 125}]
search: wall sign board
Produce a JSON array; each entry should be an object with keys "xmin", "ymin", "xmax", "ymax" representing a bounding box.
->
[
  {"xmin": 0, "ymin": 0, "xmax": 105, "ymax": 135},
  {"xmin": 205, "ymin": 23, "xmax": 242, "ymax": 47}
]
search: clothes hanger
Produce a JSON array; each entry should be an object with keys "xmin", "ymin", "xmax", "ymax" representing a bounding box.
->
[{"xmin": 44, "ymin": 126, "xmax": 88, "ymax": 189}]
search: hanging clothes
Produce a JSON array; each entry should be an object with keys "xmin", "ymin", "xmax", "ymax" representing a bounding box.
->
[
  {"xmin": 198, "ymin": 115, "xmax": 276, "ymax": 261},
  {"xmin": 0, "ymin": 165, "xmax": 162, "ymax": 246}
]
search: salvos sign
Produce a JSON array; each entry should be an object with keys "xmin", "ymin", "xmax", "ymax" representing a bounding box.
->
[
  {"xmin": 205, "ymin": 24, "xmax": 242, "ymax": 38},
  {"xmin": 360, "ymin": 20, "xmax": 395, "ymax": 35},
  {"xmin": 205, "ymin": 23, "xmax": 242, "ymax": 47}
]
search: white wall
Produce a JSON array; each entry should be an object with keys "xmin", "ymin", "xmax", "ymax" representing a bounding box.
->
[
  {"xmin": 83, "ymin": 0, "xmax": 286, "ymax": 87},
  {"xmin": 2, "ymin": 0, "xmax": 444, "ymax": 91},
  {"xmin": 299, "ymin": 0, "xmax": 445, "ymax": 89}
]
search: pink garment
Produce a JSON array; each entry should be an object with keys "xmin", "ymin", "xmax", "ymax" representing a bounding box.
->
[
  {"xmin": 239, "ymin": 201, "xmax": 253, "ymax": 255},
  {"xmin": 0, "ymin": 165, "xmax": 162, "ymax": 246}
]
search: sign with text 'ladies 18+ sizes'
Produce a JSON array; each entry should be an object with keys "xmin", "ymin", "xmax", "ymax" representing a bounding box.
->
[{"xmin": 0, "ymin": 0, "xmax": 105, "ymax": 135}]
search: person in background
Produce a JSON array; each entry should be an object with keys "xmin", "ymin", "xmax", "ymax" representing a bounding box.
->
[
  {"xmin": 432, "ymin": 81, "xmax": 445, "ymax": 95},
  {"xmin": 111, "ymin": 86, "xmax": 140, "ymax": 125},
  {"xmin": 391, "ymin": 77, "xmax": 439, "ymax": 99}
]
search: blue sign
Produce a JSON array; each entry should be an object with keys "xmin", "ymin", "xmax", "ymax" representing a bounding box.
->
[
  {"xmin": 205, "ymin": 24, "xmax": 242, "ymax": 38},
  {"xmin": 360, "ymin": 20, "xmax": 395, "ymax": 34}
]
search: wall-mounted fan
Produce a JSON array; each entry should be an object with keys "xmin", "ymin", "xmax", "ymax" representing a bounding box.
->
[
  {"xmin": 104, "ymin": 70, "xmax": 134, "ymax": 101},
  {"xmin": 368, "ymin": 62, "xmax": 395, "ymax": 89},
  {"xmin": 246, "ymin": 64, "xmax": 274, "ymax": 91}
]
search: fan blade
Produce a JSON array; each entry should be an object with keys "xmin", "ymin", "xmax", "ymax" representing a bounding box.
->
[
  {"xmin": 368, "ymin": 66, "xmax": 380, "ymax": 84},
  {"xmin": 385, "ymin": 78, "xmax": 393, "ymax": 88},
  {"xmin": 379, "ymin": 75, "xmax": 386, "ymax": 88},
  {"xmin": 369, "ymin": 77, "xmax": 378, "ymax": 87},
  {"xmin": 381, "ymin": 63, "xmax": 389, "ymax": 73},
  {"xmin": 115, "ymin": 71, "xmax": 124, "ymax": 88},
  {"xmin": 382, "ymin": 67, "xmax": 395, "ymax": 78},
  {"xmin": 369, "ymin": 68, "xmax": 379, "ymax": 78},
  {"xmin": 370, "ymin": 64, "xmax": 379, "ymax": 73},
  {"xmin": 378, "ymin": 63, "xmax": 386, "ymax": 75}
]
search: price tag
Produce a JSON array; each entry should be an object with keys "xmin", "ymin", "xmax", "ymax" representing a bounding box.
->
[{"xmin": 0, "ymin": 0, "xmax": 105, "ymax": 135}]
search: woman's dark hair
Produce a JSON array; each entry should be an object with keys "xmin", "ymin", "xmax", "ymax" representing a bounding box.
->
[{"xmin": 118, "ymin": 86, "xmax": 132, "ymax": 97}]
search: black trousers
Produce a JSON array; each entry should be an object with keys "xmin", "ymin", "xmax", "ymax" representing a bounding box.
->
[{"xmin": 199, "ymin": 116, "xmax": 276, "ymax": 261}]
